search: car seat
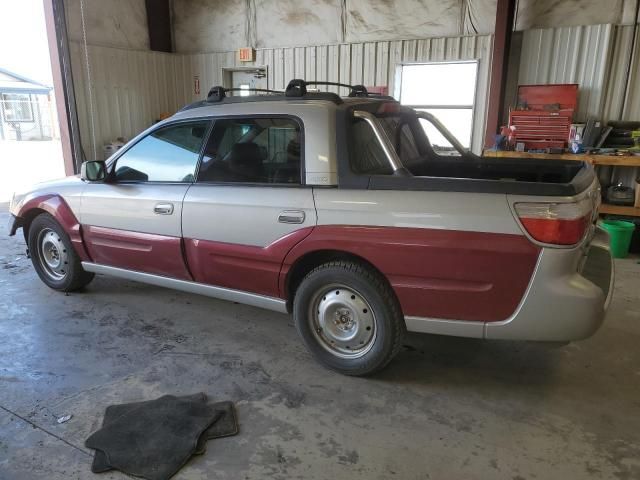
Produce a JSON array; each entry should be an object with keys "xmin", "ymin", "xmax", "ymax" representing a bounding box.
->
[{"xmin": 228, "ymin": 142, "xmax": 264, "ymax": 181}]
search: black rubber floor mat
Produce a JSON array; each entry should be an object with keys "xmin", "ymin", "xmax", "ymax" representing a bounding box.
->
[
  {"xmin": 203, "ymin": 401, "xmax": 238, "ymax": 439},
  {"xmin": 91, "ymin": 397, "xmax": 238, "ymax": 473},
  {"xmin": 86, "ymin": 394, "xmax": 224, "ymax": 480}
]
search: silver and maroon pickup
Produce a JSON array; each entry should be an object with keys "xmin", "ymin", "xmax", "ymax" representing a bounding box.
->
[{"xmin": 8, "ymin": 80, "xmax": 614, "ymax": 375}]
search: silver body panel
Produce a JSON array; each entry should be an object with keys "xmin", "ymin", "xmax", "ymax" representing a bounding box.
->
[
  {"xmin": 80, "ymin": 183, "xmax": 190, "ymax": 237},
  {"xmin": 182, "ymin": 185, "xmax": 316, "ymax": 246},
  {"xmin": 313, "ymin": 188, "xmax": 521, "ymax": 234},
  {"xmin": 10, "ymin": 175, "xmax": 85, "ymax": 219}
]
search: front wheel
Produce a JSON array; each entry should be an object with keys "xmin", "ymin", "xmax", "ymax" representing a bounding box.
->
[
  {"xmin": 27, "ymin": 213, "xmax": 94, "ymax": 292},
  {"xmin": 293, "ymin": 261, "xmax": 405, "ymax": 376}
]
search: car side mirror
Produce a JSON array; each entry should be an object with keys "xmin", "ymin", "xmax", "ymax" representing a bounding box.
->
[{"xmin": 81, "ymin": 161, "xmax": 106, "ymax": 182}]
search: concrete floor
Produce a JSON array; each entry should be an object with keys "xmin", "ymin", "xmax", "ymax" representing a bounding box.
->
[{"xmin": 1, "ymin": 210, "xmax": 639, "ymax": 480}]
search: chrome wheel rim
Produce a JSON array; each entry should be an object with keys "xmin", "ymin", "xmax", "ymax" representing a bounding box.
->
[
  {"xmin": 37, "ymin": 228, "xmax": 69, "ymax": 281},
  {"xmin": 309, "ymin": 284, "xmax": 377, "ymax": 358}
]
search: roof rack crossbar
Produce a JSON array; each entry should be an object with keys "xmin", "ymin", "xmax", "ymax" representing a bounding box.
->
[
  {"xmin": 224, "ymin": 87, "xmax": 283, "ymax": 95},
  {"xmin": 304, "ymin": 81, "xmax": 368, "ymax": 97},
  {"xmin": 207, "ymin": 86, "xmax": 283, "ymax": 102}
]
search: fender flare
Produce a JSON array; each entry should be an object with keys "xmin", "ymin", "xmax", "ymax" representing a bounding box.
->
[{"xmin": 16, "ymin": 194, "xmax": 92, "ymax": 262}]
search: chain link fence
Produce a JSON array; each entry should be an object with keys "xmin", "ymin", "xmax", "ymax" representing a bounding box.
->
[{"xmin": 0, "ymin": 94, "xmax": 59, "ymax": 141}]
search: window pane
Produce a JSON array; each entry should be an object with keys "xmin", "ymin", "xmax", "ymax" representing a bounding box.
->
[
  {"xmin": 400, "ymin": 62, "xmax": 477, "ymax": 106},
  {"xmin": 418, "ymin": 108, "xmax": 473, "ymax": 151},
  {"xmin": 198, "ymin": 117, "xmax": 301, "ymax": 184},
  {"xmin": 349, "ymin": 119, "xmax": 394, "ymax": 175},
  {"xmin": 114, "ymin": 121, "xmax": 208, "ymax": 182},
  {"xmin": 376, "ymin": 116, "xmax": 421, "ymax": 164},
  {"xmin": 2, "ymin": 93, "xmax": 33, "ymax": 122}
]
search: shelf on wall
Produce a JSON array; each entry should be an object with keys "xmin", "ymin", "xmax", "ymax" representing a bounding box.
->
[
  {"xmin": 483, "ymin": 150, "xmax": 640, "ymax": 167},
  {"xmin": 599, "ymin": 204, "xmax": 640, "ymax": 216}
]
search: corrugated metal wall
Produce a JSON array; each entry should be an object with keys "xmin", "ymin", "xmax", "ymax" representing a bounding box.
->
[
  {"xmin": 619, "ymin": 26, "xmax": 640, "ymax": 120},
  {"xmin": 602, "ymin": 25, "xmax": 636, "ymax": 121},
  {"xmin": 69, "ymin": 42, "xmax": 192, "ymax": 160},
  {"xmin": 518, "ymin": 24, "xmax": 614, "ymax": 122},
  {"xmin": 70, "ymin": 35, "xmax": 493, "ymax": 159}
]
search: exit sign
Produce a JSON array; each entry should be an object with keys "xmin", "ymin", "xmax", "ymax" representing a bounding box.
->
[{"xmin": 238, "ymin": 47, "xmax": 255, "ymax": 62}]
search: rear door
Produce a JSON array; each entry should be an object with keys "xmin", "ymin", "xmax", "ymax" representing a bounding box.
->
[
  {"xmin": 80, "ymin": 120, "xmax": 210, "ymax": 279},
  {"xmin": 182, "ymin": 115, "xmax": 316, "ymax": 297}
]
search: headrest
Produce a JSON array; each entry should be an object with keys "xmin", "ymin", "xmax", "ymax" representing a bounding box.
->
[{"xmin": 231, "ymin": 143, "xmax": 261, "ymax": 164}]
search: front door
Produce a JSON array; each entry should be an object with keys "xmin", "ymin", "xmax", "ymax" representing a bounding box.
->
[
  {"xmin": 182, "ymin": 115, "xmax": 316, "ymax": 298},
  {"xmin": 80, "ymin": 120, "xmax": 210, "ymax": 280}
]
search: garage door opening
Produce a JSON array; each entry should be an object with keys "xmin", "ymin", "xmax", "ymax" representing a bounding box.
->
[
  {"xmin": 398, "ymin": 61, "xmax": 478, "ymax": 154},
  {"xmin": 0, "ymin": 0, "xmax": 64, "ymax": 203}
]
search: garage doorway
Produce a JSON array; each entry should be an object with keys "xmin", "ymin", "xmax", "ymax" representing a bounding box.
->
[{"xmin": 222, "ymin": 67, "xmax": 268, "ymax": 96}]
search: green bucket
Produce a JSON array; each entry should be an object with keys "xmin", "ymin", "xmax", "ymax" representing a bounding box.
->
[{"xmin": 600, "ymin": 220, "xmax": 636, "ymax": 258}]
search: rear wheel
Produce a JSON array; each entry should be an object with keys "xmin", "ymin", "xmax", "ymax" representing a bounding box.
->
[
  {"xmin": 293, "ymin": 260, "xmax": 405, "ymax": 376},
  {"xmin": 28, "ymin": 213, "xmax": 94, "ymax": 292}
]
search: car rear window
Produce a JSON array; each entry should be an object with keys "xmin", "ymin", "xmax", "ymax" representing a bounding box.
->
[{"xmin": 348, "ymin": 113, "xmax": 423, "ymax": 175}]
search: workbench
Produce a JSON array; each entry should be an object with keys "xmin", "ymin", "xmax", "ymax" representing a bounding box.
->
[{"xmin": 483, "ymin": 150, "xmax": 640, "ymax": 217}]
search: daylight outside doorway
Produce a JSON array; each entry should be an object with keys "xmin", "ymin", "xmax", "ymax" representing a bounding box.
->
[{"xmin": 0, "ymin": 1, "xmax": 65, "ymax": 204}]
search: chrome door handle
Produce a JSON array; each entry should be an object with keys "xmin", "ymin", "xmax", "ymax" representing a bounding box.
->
[
  {"xmin": 278, "ymin": 210, "xmax": 305, "ymax": 224},
  {"xmin": 154, "ymin": 203, "xmax": 174, "ymax": 215}
]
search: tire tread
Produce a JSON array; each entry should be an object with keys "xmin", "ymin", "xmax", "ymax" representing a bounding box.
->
[
  {"xmin": 28, "ymin": 213, "xmax": 94, "ymax": 292},
  {"xmin": 295, "ymin": 260, "xmax": 405, "ymax": 376}
]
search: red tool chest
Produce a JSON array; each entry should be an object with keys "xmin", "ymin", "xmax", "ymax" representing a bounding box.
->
[{"xmin": 508, "ymin": 84, "xmax": 578, "ymax": 150}]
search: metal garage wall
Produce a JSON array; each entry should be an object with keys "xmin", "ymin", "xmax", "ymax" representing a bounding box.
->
[
  {"xmin": 185, "ymin": 35, "xmax": 493, "ymax": 153},
  {"xmin": 517, "ymin": 24, "xmax": 614, "ymax": 122},
  {"xmin": 69, "ymin": 42, "xmax": 191, "ymax": 160},
  {"xmin": 70, "ymin": 35, "xmax": 493, "ymax": 157},
  {"xmin": 602, "ymin": 25, "xmax": 636, "ymax": 121},
  {"xmin": 617, "ymin": 26, "xmax": 640, "ymax": 120}
]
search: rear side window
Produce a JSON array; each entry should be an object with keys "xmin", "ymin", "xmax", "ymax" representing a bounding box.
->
[
  {"xmin": 197, "ymin": 117, "xmax": 302, "ymax": 184},
  {"xmin": 349, "ymin": 118, "xmax": 393, "ymax": 175},
  {"xmin": 114, "ymin": 121, "xmax": 209, "ymax": 182}
]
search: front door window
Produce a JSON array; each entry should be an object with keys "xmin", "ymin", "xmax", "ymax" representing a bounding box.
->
[{"xmin": 113, "ymin": 121, "xmax": 209, "ymax": 182}]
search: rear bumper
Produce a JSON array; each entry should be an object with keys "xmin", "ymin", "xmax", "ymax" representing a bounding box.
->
[
  {"xmin": 405, "ymin": 227, "xmax": 614, "ymax": 342},
  {"xmin": 485, "ymin": 227, "xmax": 613, "ymax": 341}
]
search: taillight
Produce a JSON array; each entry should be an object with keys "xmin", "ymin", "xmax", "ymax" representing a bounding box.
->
[{"xmin": 514, "ymin": 198, "xmax": 593, "ymax": 246}]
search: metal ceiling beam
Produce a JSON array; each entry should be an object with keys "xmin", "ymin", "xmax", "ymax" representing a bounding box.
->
[{"xmin": 145, "ymin": 0, "xmax": 173, "ymax": 52}]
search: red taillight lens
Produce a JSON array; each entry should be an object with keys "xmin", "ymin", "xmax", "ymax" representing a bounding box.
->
[{"xmin": 515, "ymin": 199, "xmax": 593, "ymax": 246}]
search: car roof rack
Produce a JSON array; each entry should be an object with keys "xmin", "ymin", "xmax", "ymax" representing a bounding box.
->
[
  {"xmin": 285, "ymin": 79, "xmax": 369, "ymax": 98},
  {"xmin": 206, "ymin": 86, "xmax": 283, "ymax": 102},
  {"xmin": 178, "ymin": 79, "xmax": 393, "ymax": 112}
]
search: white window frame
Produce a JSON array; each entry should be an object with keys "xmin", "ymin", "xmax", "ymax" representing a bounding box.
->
[
  {"xmin": 1, "ymin": 93, "xmax": 34, "ymax": 123},
  {"xmin": 394, "ymin": 60, "xmax": 479, "ymax": 149}
]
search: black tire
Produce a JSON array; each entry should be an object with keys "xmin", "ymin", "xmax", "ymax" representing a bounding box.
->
[
  {"xmin": 293, "ymin": 260, "xmax": 405, "ymax": 376},
  {"xmin": 27, "ymin": 213, "xmax": 94, "ymax": 292}
]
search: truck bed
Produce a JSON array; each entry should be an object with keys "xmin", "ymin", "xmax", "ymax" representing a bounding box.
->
[{"xmin": 368, "ymin": 156, "xmax": 595, "ymax": 196}]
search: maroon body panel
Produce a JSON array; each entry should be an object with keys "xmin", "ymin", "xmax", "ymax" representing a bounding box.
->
[
  {"xmin": 184, "ymin": 228, "xmax": 314, "ymax": 297},
  {"xmin": 17, "ymin": 195, "xmax": 539, "ymax": 322},
  {"xmin": 16, "ymin": 194, "xmax": 91, "ymax": 262},
  {"xmin": 282, "ymin": 226, "xmax": 541, "ymax": 322},
  {"xmin": 83, "ymin": 226, "xmax": 192, "ymax": 280}
]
